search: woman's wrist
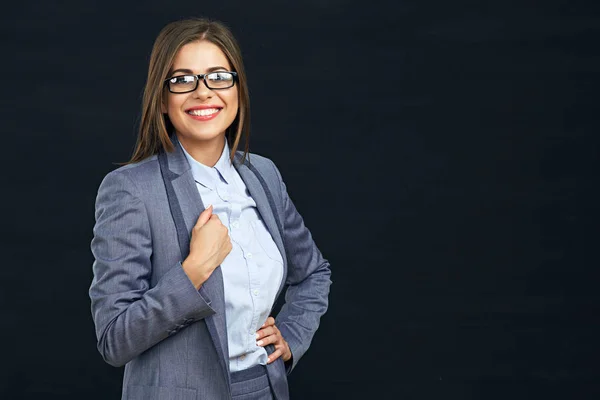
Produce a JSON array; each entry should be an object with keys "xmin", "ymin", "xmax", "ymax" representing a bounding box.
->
[{"xmin": 181, "ymin": 258, "xmax": 206, "ymax": 289}]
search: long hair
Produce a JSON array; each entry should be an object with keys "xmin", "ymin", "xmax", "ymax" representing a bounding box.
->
[{"xmin": 128, "ymin": 18, "xmax": 250, "ymax": 164}]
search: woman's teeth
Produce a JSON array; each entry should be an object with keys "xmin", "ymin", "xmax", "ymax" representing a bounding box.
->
[{"xmin": 187, "ymin": 108, "xmax": 219, "ymax": 116}]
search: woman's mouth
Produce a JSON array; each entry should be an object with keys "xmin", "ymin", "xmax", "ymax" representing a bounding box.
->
[{"xmin": 186, "ymin": 108, "xmax": 222, "ymax": 121}]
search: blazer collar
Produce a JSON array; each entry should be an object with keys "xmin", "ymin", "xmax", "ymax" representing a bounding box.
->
[{"xmin": 162, "ymin": 134, "xmax": 191, "ymax": 177}]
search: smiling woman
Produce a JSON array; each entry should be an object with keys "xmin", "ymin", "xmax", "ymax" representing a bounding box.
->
[
  {"xmin": 128, "ymin": 18, "xmax": 251, "ymax": 168},
  {"xmin": 89, "ymin": 17, "xmax": 331, "ymax": 400}
]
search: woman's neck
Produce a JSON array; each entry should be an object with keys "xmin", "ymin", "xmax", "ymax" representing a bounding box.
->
[{"xmin": 176, "ymin": 134, "xmax": 225, "ymax": 167}]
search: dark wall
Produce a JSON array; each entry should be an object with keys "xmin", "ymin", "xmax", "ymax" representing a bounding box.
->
[{"xmin": 2, "ymin": 1, "xmax": 599, "ymax": 399}]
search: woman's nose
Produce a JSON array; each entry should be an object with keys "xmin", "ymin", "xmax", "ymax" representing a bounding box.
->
[{"xmin": 192, "ymin": 78, "xmax": 213, "ymax": 99}]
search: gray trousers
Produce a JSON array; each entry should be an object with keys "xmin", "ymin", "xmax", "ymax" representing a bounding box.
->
[{"xmin": 231, "ymin": 365, "xmax": 274, "ymax": 400}]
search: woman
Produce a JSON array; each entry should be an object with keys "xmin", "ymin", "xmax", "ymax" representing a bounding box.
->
[{"xmin": 89, "ymin": 18, "xmax": 331, "ymax": 400}]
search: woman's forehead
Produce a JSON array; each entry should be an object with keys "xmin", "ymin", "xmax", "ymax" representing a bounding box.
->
[{"xmin": 171, "ymin": 40, "xmax": 231, "ymax": 72}]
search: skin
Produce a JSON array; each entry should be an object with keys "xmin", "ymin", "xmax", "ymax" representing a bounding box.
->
[
  {"xmin": 164, "ymin": 40, "xmax": 291, "ymax": 364},
  {"xmin": 257, "ymin": 317, "xmax": 292, "ymax": 364}
]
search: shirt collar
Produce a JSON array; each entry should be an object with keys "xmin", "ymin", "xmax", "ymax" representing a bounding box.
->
[{"xmin": 179, "ymin": 140, "xmax": 233, "ymax": 190}]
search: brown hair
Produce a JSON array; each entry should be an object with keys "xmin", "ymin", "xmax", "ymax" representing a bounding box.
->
[{"xmin": 128, "ymin": 18, "xmax": 250, "ymax": 164}]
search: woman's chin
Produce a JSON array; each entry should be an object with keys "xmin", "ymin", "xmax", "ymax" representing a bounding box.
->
[{"xmin": 176, "ymin": 131, "xmax": 226, "ymax": 144}]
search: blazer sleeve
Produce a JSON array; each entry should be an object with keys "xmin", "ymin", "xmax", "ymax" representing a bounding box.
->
[
  {"xmin": 269, "ymin": 161, "xmax": 332, "ymax": 373},
  {"xmin": 89, "ymin": 170, "xmax": 215, "ymax": 367}
]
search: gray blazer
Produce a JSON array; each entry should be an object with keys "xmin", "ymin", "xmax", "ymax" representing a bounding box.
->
[{"xmin": 89, "ymin": 136, "xmax": 331, "ymax": 400}]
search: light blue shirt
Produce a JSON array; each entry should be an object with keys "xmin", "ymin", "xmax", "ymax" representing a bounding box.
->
[{"xmin": 180, "ymin": 140, "xmax": 284, "ymax": 372}]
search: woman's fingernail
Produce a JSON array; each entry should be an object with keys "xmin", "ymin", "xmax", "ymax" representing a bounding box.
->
[{"xmin": 257, "ymin": 340, "xmax": 263, "ymax": 346}]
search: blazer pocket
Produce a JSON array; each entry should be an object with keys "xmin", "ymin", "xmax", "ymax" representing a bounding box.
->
[{"xmin": 124, "ymin": 385, "xmax": 197, "ymax": 400}]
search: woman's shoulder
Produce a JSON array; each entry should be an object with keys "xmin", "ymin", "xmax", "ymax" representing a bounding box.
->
[
  {"xmin": 237, "ymin": 151, "xmax": 282, "ymax": 181},
  {"xmin": 238, "ymin": 151, "xmax": 280, "ymax": 172},
  {"xmin": 109, "ymin": 154, "xmax": 159, "ymax": 175},
  {"xmin": 98, "ymin": 155, "xmax": 161, "ymax": 194}
]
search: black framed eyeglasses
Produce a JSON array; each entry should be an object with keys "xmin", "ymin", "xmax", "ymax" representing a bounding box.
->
[{"xmin": 164, "ymin": 71, "xmax": 238, "ymax": 93}]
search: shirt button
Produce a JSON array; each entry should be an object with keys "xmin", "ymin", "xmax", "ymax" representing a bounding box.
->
[
  {"xmin": 240, "ymin": 354, "xmax": 246, "ymax": 361},
  {"xmin": 246, "ymin": 253, "xmax": 253, "ymax": 259},
  {"xmin": 231, "ymin": 221, "xmax": 239, "ymax": 229},
  {"xmin": 253, "ymin": 289, "xmax": 259, "ymax": 296}
]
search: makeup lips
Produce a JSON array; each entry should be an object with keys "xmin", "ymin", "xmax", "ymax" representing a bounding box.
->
[{"xmin": 185, "ymin": 105, "xmax": 223, "ymax": 121}]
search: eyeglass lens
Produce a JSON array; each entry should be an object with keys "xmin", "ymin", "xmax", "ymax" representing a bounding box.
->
[{"xmin": 168, "ymin": 72, "xmax": 235, "ymax": 92}]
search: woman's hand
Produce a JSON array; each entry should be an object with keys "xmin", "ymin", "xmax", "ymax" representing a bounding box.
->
[
  {"xmin": 182, "ymin": 205, "xmax": 232, "ymax": 289},
  {"xmin": 256, "ymin": 317, "xmax": 291, "ymax": 364}
]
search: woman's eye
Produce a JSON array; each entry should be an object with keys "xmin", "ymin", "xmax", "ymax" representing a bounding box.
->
[
  {"xmin": 171, "ymin": 76, "xmax": 194, "ymax": 84},
  {"xmin": 208, "ymin": 73, "xmax": 232, "ymax": 81}
]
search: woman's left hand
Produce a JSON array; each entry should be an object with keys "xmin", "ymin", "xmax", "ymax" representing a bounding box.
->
[{"xmin": 256, "ymin": 317, "xmax": 291, "ymax": 364}]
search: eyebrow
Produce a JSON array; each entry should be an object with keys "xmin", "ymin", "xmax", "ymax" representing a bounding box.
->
[{"xmin": 169, "ymin": 66, "xmax": 230, "ymax": 76}]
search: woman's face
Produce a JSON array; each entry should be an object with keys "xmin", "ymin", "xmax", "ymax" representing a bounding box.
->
[{"xmin": 163, "ymin": 40, "xmax": 239, "ymax": 147}]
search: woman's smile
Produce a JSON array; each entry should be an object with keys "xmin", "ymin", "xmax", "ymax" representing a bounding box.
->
[{"xmin": 185, "ymin": 105, "xmax": 223, "ymax": 121}]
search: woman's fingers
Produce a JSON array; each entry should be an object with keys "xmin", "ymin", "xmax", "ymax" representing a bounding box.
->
[
  {"xmin": 261, "ymin": 317, "xmax": 275, "ymax": 328},
  {"xmin": 256, "ymin": 333, "xmax": 277, "ymax": 346},
  {"xmin": 267, "ymin": 348, "xmax": 283, "ymax": 363},
  {"xmin": 256, "ymin": 325, "xmax": 276, "ymax": 341},
  {"xmin": 194, "ymin": 205, "xmax": 213, "ymax": 228},
  {"xmin": 255, "ymin": 319, "xmax": 292, "ymax": 363}
]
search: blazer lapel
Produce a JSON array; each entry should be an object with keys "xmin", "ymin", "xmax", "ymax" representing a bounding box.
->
[
  {"xmin": 161, "ymin": 137, "xmax": 231, "ymax": 390},
  {"xmin": 234, "ymin": 158, "xmax": 288, "ymax": 300}
]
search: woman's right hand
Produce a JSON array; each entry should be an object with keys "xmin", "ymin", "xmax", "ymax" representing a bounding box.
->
[{"xmin": 182, "ymin": 205, "xmax": 232, "ymax": 289}]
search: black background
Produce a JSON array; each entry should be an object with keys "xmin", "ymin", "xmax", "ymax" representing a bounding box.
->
[{"xmin": 2, "ymin": 0, "xmax": 599, "ymax": 399}]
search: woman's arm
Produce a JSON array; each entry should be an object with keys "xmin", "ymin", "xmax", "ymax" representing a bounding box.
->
[
  {"xmin": 89, "ymin": 170, "xmax": 215, "ymax": 367},
  {"xmin": 269, "ymin": 161, "xmax": 332, "ymax": 373}
]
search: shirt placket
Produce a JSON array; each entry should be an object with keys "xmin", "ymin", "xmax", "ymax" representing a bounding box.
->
[
  {"xmin": 245, "ymin": 224, "xmax": 261, "ymax": 356},
  {"xmin": 227, "ymin": 194, "xmax": 255, "ymax": 357}
]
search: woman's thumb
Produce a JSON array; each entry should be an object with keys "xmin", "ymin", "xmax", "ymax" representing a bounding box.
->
[{"xmin": 195, "ymin": 205, "xmax": 213, "ymax": 228}]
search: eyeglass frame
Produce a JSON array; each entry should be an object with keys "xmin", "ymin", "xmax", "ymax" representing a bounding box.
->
[{"xmin": 163, "ymin": 71, "xmax": 238, "ymax": 94}]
